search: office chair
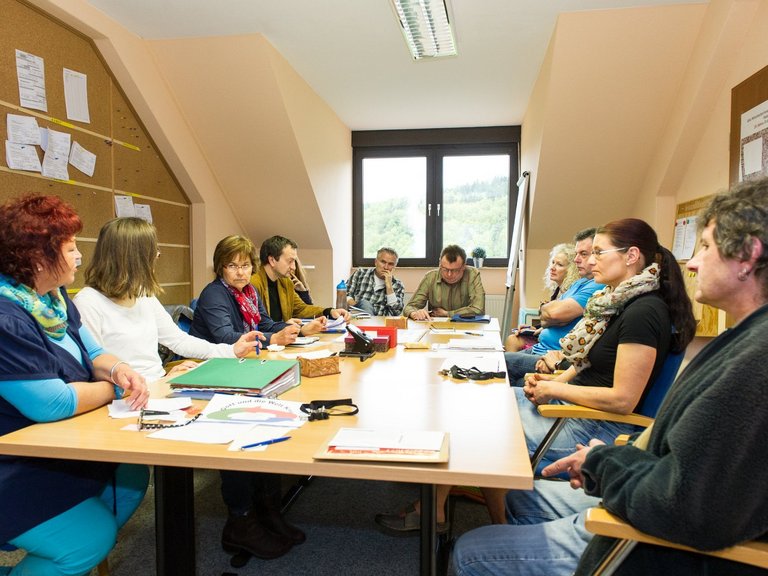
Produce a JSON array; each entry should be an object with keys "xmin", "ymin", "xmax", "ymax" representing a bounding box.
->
[
  {"xmin": 529, "ymin": 349, "xmax": 685, "ymax": 475},
  {"xmin": 159, "ymin": 304, "xmax": 195, "ymax": 365},
  {"xmin": 584, "ymin": 506, "xmax": 768, "ymax": 575}
]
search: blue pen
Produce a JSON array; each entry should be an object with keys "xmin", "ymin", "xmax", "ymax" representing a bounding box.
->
[{"xmin": 240, "ymin": 436, "xmax": 291, "ymax": 450}]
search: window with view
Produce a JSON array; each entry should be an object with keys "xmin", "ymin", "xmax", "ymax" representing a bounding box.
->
[{"xmin": 352, "ymin": 127, "xmax": 520, "ymax": 268}]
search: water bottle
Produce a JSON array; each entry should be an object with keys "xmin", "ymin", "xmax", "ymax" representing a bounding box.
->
[{"xmin": 335, "ymin": 279, "xmax": 348, "ymax": 310}]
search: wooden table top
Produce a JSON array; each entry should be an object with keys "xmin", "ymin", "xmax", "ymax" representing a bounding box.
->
[{"xmin": 0, "ymin": 318, "xmax": 533, "ymax": 490}]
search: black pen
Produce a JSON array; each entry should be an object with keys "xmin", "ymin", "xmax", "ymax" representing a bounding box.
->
[
  {"xmin": 240, "ymin": 437, "xmax": 291, "ymax": 450},
  {"xmin": 142, "ymin": 410, "xmax": 170, "ymax": 416}
]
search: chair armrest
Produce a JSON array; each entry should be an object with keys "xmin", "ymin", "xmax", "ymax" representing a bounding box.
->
[
  {"xmin": 614, "ymin": 434, "xmax": 631, "ymax": 446},
  {"xmin": 585, "ymin": 507, "xmax": 768, "ymax": 568},
  {"xmin": 536, "ymin": 404, "xmax": 654, "ymax": 428}
]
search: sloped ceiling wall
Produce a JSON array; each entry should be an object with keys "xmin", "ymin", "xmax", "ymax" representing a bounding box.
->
[
  {"xmin": 147, "ymin": 34, "xmax": 351, "ymax": 302},
  {"xmin": 525, "ymin": 4, "xmax": 707, "ymax": 250}
]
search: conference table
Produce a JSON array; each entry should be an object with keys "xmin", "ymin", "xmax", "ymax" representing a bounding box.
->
[{"xmin": 0, "ymin": 318, "xmax": 533, "ymax": 576}]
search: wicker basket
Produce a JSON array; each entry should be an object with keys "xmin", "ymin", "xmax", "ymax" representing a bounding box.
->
[{"xmin": 298, "ymin": 355, "xmax": 340, "ymax": 378}]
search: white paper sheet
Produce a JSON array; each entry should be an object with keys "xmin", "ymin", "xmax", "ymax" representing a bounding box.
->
[
  {"xmin": 200, "ymin": 393, "xmax": 305, "ymax": 427},
  {"xmin": 114, "ymin": 194, "xmax": 136, "ymax": 217},
  {"xmin": 147, "ymin": 421, "xmax": 249, "ymax": 444},
  {"xmin": 68, "ymin": 141, "xmax": 96, "ymax": 176},
  {"xmin": 63, "ymin": 68, "xmax": 90, "ymax": 123},
  {"xmin": 16, "ymin": 49, "xmax": 47, "ymax": 112},
  {"xmin": 41, "ymin": 128, "xmax": 71, "ymax": 180},
  {"xmin": 329, "ymin": 428, "xmax": 444, "ymax": 451},
  {"xmin": 5, "ymin": 141, "xmax": 41, "ymax": 172},
  {"xmin": 6, "ymin": 113, "xmax": 41, "ymax": 144},
  {"xmin": 134, "ymin": 204, "xmax": 153, "ymax": 223},
  {"xmin": 108, "ymin": 397, "xmax": 193, "ymax": 419}
]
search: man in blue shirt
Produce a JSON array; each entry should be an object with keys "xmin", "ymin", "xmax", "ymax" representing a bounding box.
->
[{"xmin": 505, "ymin": 228, "xmax": 603, "ymax": 386}]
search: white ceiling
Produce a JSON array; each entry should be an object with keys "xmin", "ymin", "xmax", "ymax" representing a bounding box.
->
[{"xmin": 85, "ymin": 0, "xmax": 705, "ymax": 131}]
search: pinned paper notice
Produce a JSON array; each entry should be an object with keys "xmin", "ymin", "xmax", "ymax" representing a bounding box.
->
[
  {"xmin": 63, "ymin": 68, "xmax": 90, "ymax": 123},
  {"xmin": 68, "ymin": 141, "xmax": 96, "ymax": 176},
  {"xmin": 114, "ymin": 195, "xmax": 136, "ymax": 217},
  {"xmin": 134, "ymin": 204, "xmax": 153, "ymax": 223},
  {"xmin": 16, "ymin": 49, "xmax": 47, "ymax": 112},
  {"xmin": 6, "ymin": 114, "xmax": 41, "ymax": 145},
  {"xmin": 5, "ymin": 141, "xmax": 41, "ymax": 172},
  {"xmin": 41, "ymin": 129, "xmax": 71, "ymax": 180}
]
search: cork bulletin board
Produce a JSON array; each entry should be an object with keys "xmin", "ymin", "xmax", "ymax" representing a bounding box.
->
[
  {"xmin": 0, "ymin": 0, "xmax": 191, "ymax": 305},
  {"xmin": 730, "ymin": 63, "xmax": 768, "ymax": 185},
  {"xmin": 674, "ymin": 195, "xmax": 728, "ymax": 337}
]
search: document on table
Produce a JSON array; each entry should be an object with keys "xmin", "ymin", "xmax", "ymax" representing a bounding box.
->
[
  {"xmin": 435, "ymin": 338, "xmax": 503, "ymax": 352},
  {"xmin": 199, "ymin": 393, "xmax": 305, "ymax": 427},
  {"xmin": 315, "ymin": 428, "xmax": 449, "ymax": 462},
  {"xmin": 109, "ymin": 397, "xmax": 192, "ymax": 419}
]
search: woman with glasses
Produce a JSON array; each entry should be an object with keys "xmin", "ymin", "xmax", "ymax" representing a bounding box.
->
[
  {"xmin": 0, "ymin": 196, "xmax": 149, "ymax": 575},
  {"xmin": 74, "ymin": 218, "xmax": 261, "ymax": 381},
  {"xmin": 190, "ymin": 235, "xmax": 324, "ymax": 348},
  {"xmin": 189, "ymin": 234, "xmax": 308, "ymax": 561},
  {"xmin": 518, "ymin": 218, "xmax": 696, "ymax": 466}
]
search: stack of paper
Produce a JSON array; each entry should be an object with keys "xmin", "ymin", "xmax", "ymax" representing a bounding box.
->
[{"xmin": 315, "ymin": 428, "xmax": 449, "ymax": 462}]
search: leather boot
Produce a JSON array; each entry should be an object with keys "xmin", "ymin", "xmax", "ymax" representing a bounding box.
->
[
  {"xmin": 221, "ymin": 512, "xmax": 293, "ymax": 559},
  {"xmin": 254, "ymin": 506, "xmax": 306, "ymax": 545}
]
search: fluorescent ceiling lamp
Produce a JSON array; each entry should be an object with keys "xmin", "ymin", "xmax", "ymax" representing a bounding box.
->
[{"xmin": 391, "ymin": 0, "xmax": 457, "ymax": 61}]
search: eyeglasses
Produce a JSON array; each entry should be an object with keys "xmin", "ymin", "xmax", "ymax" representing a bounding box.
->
[
  {"xmin": 137, "ymin": 409, "xmax": 201, "ymax": 431},
  {"xmin": 439, "ymin": 265, "xmax": 465, "ymax": 275},
  {"xmin": 225, "ymin": 263, "xmax": 253, "ymax": 272},
  {"xmin": 300, "ymin": 399, "xmax": 359, "ymax": 421},
  {"xmin": 591, "ymin": 247, "xmax": 629, "ymax": 259}
]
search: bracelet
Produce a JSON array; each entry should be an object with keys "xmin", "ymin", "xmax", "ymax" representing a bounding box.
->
[{"xmin": 109, "ymin": 360, "xmax": 128, "ymax": 384}]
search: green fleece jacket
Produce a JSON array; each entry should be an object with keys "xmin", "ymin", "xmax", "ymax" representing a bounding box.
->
[{"xmin": 576, "ymin": 303, "xmax": 768, "ymax": 575}]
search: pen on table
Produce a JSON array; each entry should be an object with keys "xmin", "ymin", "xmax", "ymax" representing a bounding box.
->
[
  {"xmin": 142, "ymin": 410, "xmax": 170, "ymax": 416},
  {"xmin": 464, "ymin": 331, "xmax": 484, "ymax": 336},
  {"xmin": 241, "ymin": 437, "xmax": 291, "ymax": 450}
]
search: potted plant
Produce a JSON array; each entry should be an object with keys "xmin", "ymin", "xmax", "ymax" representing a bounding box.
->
[{"xmin": 471, "ymin": 247, "xmax": 486, "ymax": 268}]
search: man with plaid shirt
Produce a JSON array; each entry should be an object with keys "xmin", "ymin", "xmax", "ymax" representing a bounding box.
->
[{"xmin": 346, "ymin": 247, "xmax": 405, "ymax": 316}]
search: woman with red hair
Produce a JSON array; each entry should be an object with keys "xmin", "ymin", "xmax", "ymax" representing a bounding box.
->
[{"xmin": 0, "ymin": 195, "xmax": 149, "ymax": 576}]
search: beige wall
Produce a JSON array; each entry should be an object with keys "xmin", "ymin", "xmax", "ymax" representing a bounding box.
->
[
  {"xmin": 520, "ymin": 0, "xmax": 768, "ymax": 304},
  {"xmin": 26, "ymin": 0, "xmax": 768, "ymax": 316}
]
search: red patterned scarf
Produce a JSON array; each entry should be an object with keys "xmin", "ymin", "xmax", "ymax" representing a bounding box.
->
[{"xmin": 223, "ymin": 280, "xmax": 261, "ymax": 332}]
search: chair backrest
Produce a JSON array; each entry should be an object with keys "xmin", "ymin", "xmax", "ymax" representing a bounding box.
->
[
  {"xmin": 159, "ymin": 304, "xmax": 195, "ymax": 364},
  {"xmin": 635, "ymin": 350, "xmax": 685, "ymax": 418}
]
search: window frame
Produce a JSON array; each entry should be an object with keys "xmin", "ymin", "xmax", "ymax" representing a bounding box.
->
[{"xmin": 352, "ymin": 126, "xmax": 521, "ymax": 268}]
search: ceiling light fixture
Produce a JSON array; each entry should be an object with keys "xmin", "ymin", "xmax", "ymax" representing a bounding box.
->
[{"xmin": 390, "ymin": 0, "xmax": 457, "ymax": 61}]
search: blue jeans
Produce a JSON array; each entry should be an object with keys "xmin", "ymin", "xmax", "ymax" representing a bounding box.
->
[
  {"xmin": 452, "ymin": 480, "xmax": 598, "ymax": 576},
  {"xmin": 504, "ymin": 349, "xmax": 539, "ymax": 387},
  {"xmin": 352, "ymin": 299, "xmax": 376, "ymax": 316},
  {"xmin": 8, "ymin": 463, "xmax": 149, "ymax": 576},
  {"xmin": 514, "ymin": 387, "xmax": 641, "ymax": 464}
]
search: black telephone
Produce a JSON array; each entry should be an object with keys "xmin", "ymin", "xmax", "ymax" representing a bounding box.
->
[{"xmin": 340, "ymin": 325, "xmax": 375, "ymax": 361}]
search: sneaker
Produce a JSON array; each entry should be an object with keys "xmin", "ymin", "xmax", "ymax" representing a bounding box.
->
[{"xmin": 374, "ymin": 503, "xmax": 449, "ymax": 537}]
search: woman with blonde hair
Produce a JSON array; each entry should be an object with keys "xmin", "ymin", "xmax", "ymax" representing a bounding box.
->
[
  {"xmin": 505, "ymin": 242, "xmax": 579, "ymax": 352},
  {"xmin": 74, "ymin": 218, "xmax": 261, "ymax": 381}
]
